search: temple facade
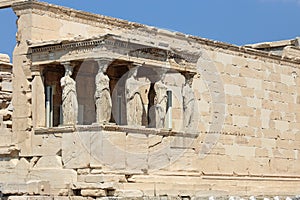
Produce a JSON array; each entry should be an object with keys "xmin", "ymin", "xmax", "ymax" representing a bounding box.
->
[{"xmin": 0, "ymin": 0, "xmax": 300, "ymax": 199}]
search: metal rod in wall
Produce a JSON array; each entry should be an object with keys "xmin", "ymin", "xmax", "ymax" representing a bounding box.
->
[
  {"xmin": 166, "ymin": 90, "xmax": 172, "ymax": 130},
  {"xmin": 117, "ymin": 95, "xmax": 122, "ymax": 125},
  {"xmin": 46, "ymin": 86, "xmax": 53, "ymax": 128}
]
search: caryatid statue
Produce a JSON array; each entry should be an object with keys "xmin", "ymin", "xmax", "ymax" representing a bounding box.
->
[
  {"xmin": 94, "ymin": 59, "xmax": 112, "ymax": 124},
  {"xmin": 125, "ymin": 66, "xmax": 144, "ymax": 126},
  {"xmin": 182, "ymin": 73, "xmax": 196, "ymax": 129},
  {"xmin": 154, "ymin": 73, "xmax": 168, "ymax": 128},
  {"xmin": 61, "ymin": 62, "xmax": 78, "ymax": 126}
]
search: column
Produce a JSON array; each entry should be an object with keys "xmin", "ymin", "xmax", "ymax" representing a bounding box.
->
[
  {"xmin": 31, "ymin": 65, "xmax": 46, "ymax": 128},
  {"xmin": 61, "ymin": 62, "xmax": 78, "ymax": 126},
  {"xmin": 153, "ymin": 68, "xmax": 168, "ymax": 129},
  {"xmin": 94, "ymin": 58, "xmax": 112, "ymax": 124},
  {"xmin": 125, "ymin": 64, "xmax": 144, "ymax": 127},
  {"xmin": 182, "ymin": 72, "xmax": 196, "ymax": 129}
]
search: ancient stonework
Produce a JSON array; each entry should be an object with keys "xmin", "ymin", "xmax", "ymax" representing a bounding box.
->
[
  {"xmin": 153, "ymin": 73, "xmax": 168, "ymax": 129},
  {"xmin": 95, "ymin": 59, "xmax": 112, "ymax": 124},
  {"xmin": 0, "ymin": 54, "xmax": 12, "ymax": 129},
  {"xmin": 61, "ymin": 62, "xmax": 78, "ymax": 126},
  {"xmin": 182, "ymin": 73, "xmax": 196, "ymax": 129},
  {"xmin": 125, "ymin": 67, "xmax": 144, "ymax": 126},
  {"xmin": 0, "ymin": 0, "xmax": 300, "ymax": 199}
]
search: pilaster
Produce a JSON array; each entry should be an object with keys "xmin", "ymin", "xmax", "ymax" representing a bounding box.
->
[{"xmin": 31, "ymin": 65, "xmax": 45, "ymax": 128}]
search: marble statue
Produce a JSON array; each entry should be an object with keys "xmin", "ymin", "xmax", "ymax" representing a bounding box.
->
[
  {"xmin": 125, "ymin": 67, "xmax": 144, "ymax": 126},
  {"xmin": 95, "ymin": 61, "xmax": 112, "ymax": 124},
  {"xmin": 154, "ymin": 74, "xmax": 168, "ymax": 128},
  {"xmin": 61, "ymin": 64, "xmax": 78, "ymax": 125},
  {"xmin": 182, "ymin": 74, "xmax": 195, "ymax": 129}
]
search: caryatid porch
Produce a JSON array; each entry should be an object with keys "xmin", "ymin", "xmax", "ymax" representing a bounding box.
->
[{"xmin": 29, "ymin": 34, "xmax": 200, "ymax": 132}]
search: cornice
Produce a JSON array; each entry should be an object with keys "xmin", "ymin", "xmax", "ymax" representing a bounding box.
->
[
  {"xmin": 13, "ymin": 1, "xmax": 300, "ymax": 66},
  {"xmin": 29, "ymin": 35, "xmax": 200, "ymax": 70},
  {"xmin": 187, "ymin": 35, "xmax": 300, "ymax": 64},
  {"xmin": 30, "ymin": 38, "xmax": 105, "ymax": 54},
  {"xmin": 12, "ymin": 1, "xmax": 146, "ymax": 30}
]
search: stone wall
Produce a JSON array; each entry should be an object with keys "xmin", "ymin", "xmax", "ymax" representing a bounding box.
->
[
  {"xmin": 0, "ymin": 54, "xmax": 14, "ymax": 156},
  {"xmin": 0, "ymin": 56, "xmax": 13, "ymax": 128},
  {"xmin": 196, "ymin": 49, "xmax": 300, "ymax": 176},
  {"xmin": 1, "ymin": 1, "xmax": 300, "ymax": 199},
  {"xmin": 0, "ymin": 75, "xmax": 12, "ymax": 128}
]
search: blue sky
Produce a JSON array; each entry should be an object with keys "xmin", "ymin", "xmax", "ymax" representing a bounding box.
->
[{"xmin": 1, "ymin": 0, "xmax": 300, "ymax": 58}]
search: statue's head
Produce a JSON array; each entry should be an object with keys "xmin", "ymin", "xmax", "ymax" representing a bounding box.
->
[
  {"xmin": 98, "ymin": 62, "xmax": 109, "ymax": 73},
  {"xmin": 187, "ymin": 77, "xmax": 193, "ymax": 86},
  {"xmin": 65, "ymin": 67, "xmax": 73, "ymax": 76},
  {"xmin": 96, "ymin": 58, "xmax": 112, "ymax": 74},
  {"xmin": 63, "ymin": 62, "xmax": 74, "ymax": 77},
  {"xmin": 185, "ymin": 73, "xmax": 194, "ymax": 86},
  {"xmin": 157, "ymin": 69, "xmax": 167, "ymax": 82},
  {"xmin": 128, "ymin": 67, "xmax": 139, "ymax": 78}
]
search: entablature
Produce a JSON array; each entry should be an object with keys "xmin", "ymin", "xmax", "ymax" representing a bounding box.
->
[
  {"xmin": 29, "ymin": 34, "xmax": 199, "ymax": 73},
  {"xmin": 13, "ymin": 1, "xmax": 300, "ymax": 68}
]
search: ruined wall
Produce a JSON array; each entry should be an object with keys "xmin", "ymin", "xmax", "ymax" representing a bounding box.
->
[
  {"xmin": 0, "ymin": 54, "xmax": 13, "ymax": 128},
  {"xmin": 3, "ymin": 1, "xmax": 300, "ymax": 199},
  {"xmin": 0, "ymin": 54, "xmax": 15, "ymax": 157}
]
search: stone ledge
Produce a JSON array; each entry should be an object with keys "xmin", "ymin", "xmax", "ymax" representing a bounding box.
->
[
  {"xmin": 0, "ymin": 53, "xmax": 10, "ymax": 63},
  {"xmin": 6, "ymin": 196, "xmax": 300, "ymax": 200},
  {"xmin": 73, "ymin": 182, "xmax": 116, "ymax": 190},
  {"xmin": 34, "ymin": 126, "xmax": 75, "ymax": 134},
  {"xmin": 201, "ymin": 174, "xmax": 300, "ymax": 182},
  {"xmin": 0, "ymin": 53, "xmax": 12, "ymax": 73},
  {"xmin": 0, "ymin": 0, "xmax": 27, "ymax": 9},
  {"xmin": 35, "ymin": 124, "xmax": 199, "ymax": 138},
  {"xmin": 0, "ymin": 146, "xmax": 19, "ymax": 156}
]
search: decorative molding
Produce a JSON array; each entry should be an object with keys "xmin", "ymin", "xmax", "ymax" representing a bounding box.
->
[
  {"xmin": 12, "ymin": 1, "xmax": 146, "ymax": 30},
  {"xmin": 30, "ymin": 39, "xmax": 105, "ymax": 54},
  {"xmin": 16, "ymin": 1, "xmax": 300, "ymax": 67},
  {"xmin": 0, "ymin": 0, "xmax": 26, "ymax": 9},
  {"xmin": 30, "ymin": 35, "xmax": 200, "ymax": 66}
]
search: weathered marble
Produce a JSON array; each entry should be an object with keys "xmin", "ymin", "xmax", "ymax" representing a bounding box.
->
[
  {"xmin": 154, "ymin": 73, "xmax": 168, "ymax": 128},
  {"xmin": 125, "ymin": 67, "xmax": 144, "ymax": 126},
  {"xmin": 2, "ymin": 0, "xmax": 300, "ymax": 198},
  {"xmin": 95, "ymin": 59, "xmax": 112, "ymax": 124},
  {"xmin": 61, "ymin": 62, "xmax": 78, "ymax": 126},
  {"xmin": 0, "ymin": 53, "xmax": 10, "ymax": 63},
  {"xmin": 182, "ymin": 73, "xmax": 196, "ymax": 129}
]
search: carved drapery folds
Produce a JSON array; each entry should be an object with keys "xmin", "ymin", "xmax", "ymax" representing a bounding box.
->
[
  {"xmin": 95, "ymin": 58, "xmax": 112, "ymax": 124},
  {"xmin": 31, "ymin": 35, "xmax": 200, "ymax": 130},
  {"xmin": 124, "ymin": 66, "xmax": 171, "ymax": 129},
  {"xmin": 153, "ymin": 70, "xmax": 168, "ymax": 129},
  {"xmin": 182, "ymin": 73, "xmax": 196, "ymax": 129},
  {"xmin": 125, "ymin": 66, "xmax": 145, "ymax": 126},
  {"xmin": 61, "ymin": 62, "xmax": 78, "ymax": 126},
  {"xmin": 49, "ymin": 59, "xmax": 196, "ymax": 131}
]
